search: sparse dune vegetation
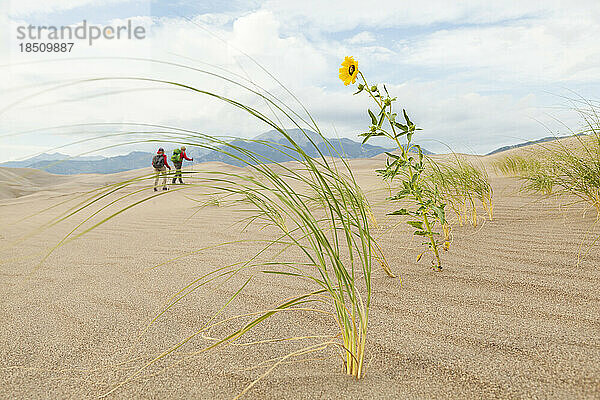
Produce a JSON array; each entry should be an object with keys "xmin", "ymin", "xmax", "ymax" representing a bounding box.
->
[
  {"xmin": 1, "ymin": 4, "xmax": 600, "ymax": 399},
  {"xmin": 494, "ymin": 104, "xmax": 600, "ymax": 217},
  {"xmin": 428, "ymin": 156, "xmax": 494, "ymax": 226},
  {"xmin": 3, "ymin": 65, "xmax": 384, "ymax": 395}
]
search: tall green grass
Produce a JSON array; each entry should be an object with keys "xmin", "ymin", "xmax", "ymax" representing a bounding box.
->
[
  {"xmin": 494, "ymin": 102, "xmax": 600, "ymax": 216},
  {"xmin": 427, "ymin": 156, "xmax": 494, "ymax": 226},
  {"xmin": 3, "ymin": 61, "xmax": 392, "ymax": 396},
  {"xmin": 493, "ymin": 154, "xmax": 545, "ymax": 176}
]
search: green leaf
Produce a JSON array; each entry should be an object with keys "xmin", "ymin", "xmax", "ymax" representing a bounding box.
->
[
  {"xmin": 368, "ymin": 109, "xmax": 377, "ymax": 125},
  {"xmin": 431, "ymin": 205, "xmax": 446, "ymax": 224},
  {"xmin": 407, "ymin": 221, "xmax": 423, "ymax": 230},
  {"xmin": 389, "ymin": 189, "xmax": 410, "ymax": 200},
  {"xmin": 378, "ymin": 112, "xmax": 385, "ymax": 128},
  {"xmin": 413, "ymin": 144, "xmax": 423, "ymax": 161},
  {"xmin": 411, "ymin": 173, "xmax": 419, "ymax": 185},
  {"xmin": 403, "ymin": 109, "xmax": 413, "ymax": 126},
  {"xmin": 388, "ymin": 208, "xmax": 409, "ymax": 215},
  {"xmin": 394, "ymin": 121, "xmax": 408, "ymax": 131}
]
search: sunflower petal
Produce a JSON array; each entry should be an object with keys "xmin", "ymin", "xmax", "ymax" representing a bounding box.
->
[{"xmin": 339, "ymin": 56, "xmax": 359, "ymax": 85}]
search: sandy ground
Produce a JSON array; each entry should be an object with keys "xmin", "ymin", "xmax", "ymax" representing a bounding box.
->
[{"xmin": 0, "ymin": 154, "xmax": 599, "ymax": 399}]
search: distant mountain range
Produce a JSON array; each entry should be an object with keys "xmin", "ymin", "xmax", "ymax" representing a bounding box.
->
[
  {"xmin": 5, "ymin": 131, "xmax": 582, "ymax": 175},
  {"xmin": 0, "ymin": 129, "xmax": 399, "ymax": 175},
  {"xmin": 8, "ymin": 152, "xmax": 155, "ymax": 175},
  {"xmin": 203, "ymin": 129, "xmax": 410, "ymax": 167},
  {"xmin": 0, "ymin": 152, "xmax": 104, "ymax": 168},
  {"xmin": 485, "ymin": 134, "xmax": 585, "ymax": 155}
]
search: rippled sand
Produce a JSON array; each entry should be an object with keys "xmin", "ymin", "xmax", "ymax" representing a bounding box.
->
[{"xmin": 1, "ymin": 153, "xmax": 598, "ymax": 399}]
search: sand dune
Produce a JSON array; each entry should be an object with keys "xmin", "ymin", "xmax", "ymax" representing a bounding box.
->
[
  {"xmin": 0, "ymin": 167, "xmax": 71, "ymax": 200},
  {"xmin": 0, "ymin": 152, "xmax": 598, "ymax": 399},
  {"xmin": 0, "ymin": 166, "xmax": 129, "ymax": 201}
]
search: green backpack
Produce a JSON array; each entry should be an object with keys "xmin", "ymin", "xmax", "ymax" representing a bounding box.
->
[{"xmin": 171, "ymin": 148, "xmax": 182, "ymax": 163}]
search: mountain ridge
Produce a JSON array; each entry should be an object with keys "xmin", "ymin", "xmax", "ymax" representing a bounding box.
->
[
  {"xmin": 0, "ymin": 129, "xmax": 396, "ymax": 175},
  {"xmin": 486, "ymin": 134, "xmax": 586, "ymax": 155}
]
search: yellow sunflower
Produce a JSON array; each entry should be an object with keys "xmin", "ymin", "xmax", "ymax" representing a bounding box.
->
[{"xmin": 338, "ymin": 56, "xmax": 359, "ymax": 85}]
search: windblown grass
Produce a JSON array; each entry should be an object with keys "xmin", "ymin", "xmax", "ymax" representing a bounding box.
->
[
  {"xmin": 385, "ymin": 155, "xmax": 494, "ymax": 228},
  {"xmin": 427, "ymin": 156, "xmax": 494, "ymax": 226},
  {"xmin": 494, "ymin": 102, "xmax": 600, "ymax": 216},
  {"xmin": 493, "ymin": 154, "xmax": 554, "ymax": 195},
  {"xmin": 2, "ymin": 60, "xmax": 394, "ymax": 397},
  {"xmin": 493, "ymin": 154, "xmax": 546, "ymax": 176}
]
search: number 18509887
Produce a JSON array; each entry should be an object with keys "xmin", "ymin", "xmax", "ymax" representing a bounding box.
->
[{"xmin": 19, "ymin": 43, "xmax": 74, "ymax": 52}]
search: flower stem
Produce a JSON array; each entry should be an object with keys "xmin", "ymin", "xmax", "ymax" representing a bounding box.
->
[{"xmin": 359, "ymin": 72, "xmax": 442, "ymax": 270}]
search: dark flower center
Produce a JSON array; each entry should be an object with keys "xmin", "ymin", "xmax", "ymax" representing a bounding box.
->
[{"xmin": 348, "ymin": 65, "xmax": 356, "ymax": 75}]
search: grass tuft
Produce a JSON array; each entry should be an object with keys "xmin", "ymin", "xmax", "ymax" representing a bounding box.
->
[
  {"xmin": 494, "ymin": 102, "xmax": 600, "ymax": 216},
  {"xmin": 5, "ymin": 61, "xmax": 393, "ymax": 396}
]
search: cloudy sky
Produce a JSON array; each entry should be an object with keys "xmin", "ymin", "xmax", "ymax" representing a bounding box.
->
[{"xmin": 1, "ymin": 0, "xmax": 599, "ymax": 161}]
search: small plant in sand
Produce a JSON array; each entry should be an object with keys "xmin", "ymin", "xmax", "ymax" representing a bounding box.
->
[
  {"xmin": 14, "ymin": 59, "xmax": 391, "ymax": 396},
  {"xmin": 494, "ymin": 154, "xmax": 556, "ymax": 196},
  {"xmin": 494, "ymin": 103, "xmax": 600, "ymax": 216},
  {"xmin": 494, "ymin": 154, "xmax": 555, "ymax": 195},
  {"xmin": 427, "ymin": 157, "xmax": 494, "ymax": 226},
  {"xmin": 493, "ymin": 154, "xmax": 545, "ymax": 177},
  {"xmin": 340, "ymin": 56, "xmax": 448, "ymax": 270},
  {"xmin": 492, "ymin": 101, "xmax": 600, "ymax": 263}
]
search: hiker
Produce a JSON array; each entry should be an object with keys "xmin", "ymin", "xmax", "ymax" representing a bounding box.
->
[
  {"xmin": 152, "ymin": 148, "xmax": 171, "ymax": 191},
  {"xmin": 171, "ymin": 146, "xmax": 194, "ymax": 184}
]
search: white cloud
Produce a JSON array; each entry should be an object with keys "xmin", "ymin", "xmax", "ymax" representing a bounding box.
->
[
  {"xmin": 0, "ymin": 10, "xmax": 333, "ymax": 159},
  {"xmin": 7, "ymin": 0, "xmax": 139, "ymax": 17},
  {"xmin": 347, "ymin": 31, "xmax": 375, "ymax": 45},
  {"xmin": 403, "ymin": 15, "xmax": 600, "ymax": 83},
  {"xmin": 0, "ymin": 2, "xmax": 598, "ymax": 161},
  {"xmin": 301, "ymin": 81, "xmax": 562, "ymax": 155},
  {"xmin": 261, "ymin": 0, "xmax": 600, "ymax": 31}
]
